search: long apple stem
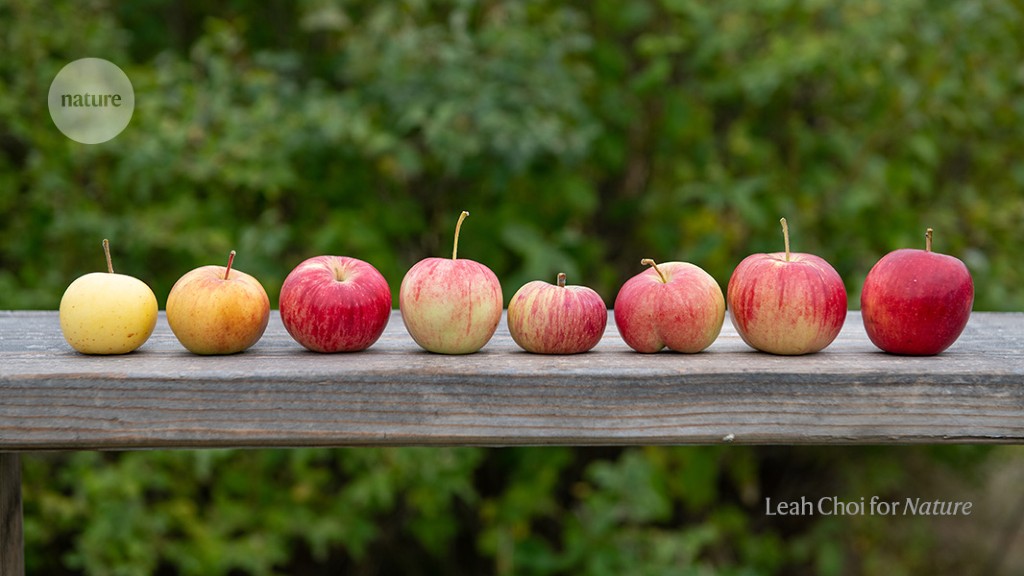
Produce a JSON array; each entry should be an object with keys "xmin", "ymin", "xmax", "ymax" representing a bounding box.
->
[
  {"xmin": 102, "ymin": 238, "xmax": 114, "ymax": 273},
  {"xmin": 225, "ymin": 250, "xmax": 236, "ymax": 280},
  {"xmin": 925, "ymin": 228, "xmax": 933, "ymax": 252},
  {"xmin": 557, "ymin": 272, "xmax": 566, "ymax": 287},
  {"xmin": 452, "ymin": 211, "xmax": 469, "ymax": 260},
  {"xmin": 780, "ymin": 217, "xmax": 791, "ymax": 262},
  {"xmin": 641, "ymin": 258, "xmax": 667, "ymax": 283}
]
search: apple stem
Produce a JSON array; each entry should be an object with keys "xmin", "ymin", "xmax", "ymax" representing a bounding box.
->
[
  {"xmin": 224, "ymin": 250, "xmax": 236, "ymax": 280},
  {"xmin": 640, "ymin": 258, "xmax": 667, "ymax": 283},
  {"xmin": 557, "ymin": 272, "xmax": 566, "ymax": 287},
  {"xmin": 925, "ymin": 228, "xmax": 933, "ymax": 252},
  {"xmin": 452, "ymin": 211, "xmax": 469, "ymax": 260},
  {"xmin": 102, "ymin": 238, "xmax": 114, "ymax": 273},
  {"xmin": 780, "ymin": 217, "xmax": 791, "ymax": 262}
]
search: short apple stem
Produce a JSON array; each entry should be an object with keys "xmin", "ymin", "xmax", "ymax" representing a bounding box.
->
[
  {"xmin": 556, "ymin": 272, "xmax": 566, "ymax": 287},
  {"xmin": 102, "ymin": 238, "xmax": 114, "ymax": 273},
  {"xmin": 925, "ymin": 228, "xmax": 933, "ymax": 252},
  {"xmin": 780, "ymin": 217, "xmax": 791, "ymax": 262},
  {"xmin": 224, "ymin": 250, "xmax": 236, "ymax": 280},
  {"xmin": 640, "ymin": 258, "xmax": 667, "ymax": 283},
  {"xmin": 452, "ymin": 211, "xmax": 469, "ymax": 260}
]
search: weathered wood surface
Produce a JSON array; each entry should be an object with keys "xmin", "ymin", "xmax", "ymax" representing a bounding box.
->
[
  {"xmin": 1, "ymin": 310, "xmax": 1023, "ymax": 448},
  {"xmin": 1, "ymin": 453, "xmax": 23, "ymax": 576}
]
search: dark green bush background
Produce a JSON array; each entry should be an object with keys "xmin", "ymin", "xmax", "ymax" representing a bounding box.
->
[{"xmin": 4, "ymin": 0, "xmax": 1024, "ymax": 574}]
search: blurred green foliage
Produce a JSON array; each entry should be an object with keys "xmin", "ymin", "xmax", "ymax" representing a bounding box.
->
[
  {"xmin": 4, "ymin": 0, "xmax": 1024, "ymax": 573},
  {"xmin": 3, "ymin": 0, "xmax": 1022, "ymax": 309}
]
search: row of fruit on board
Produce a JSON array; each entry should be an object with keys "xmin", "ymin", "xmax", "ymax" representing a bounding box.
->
[{"xmin": 58, "ymin": 212, "xmax": 973, "ymax": 358}]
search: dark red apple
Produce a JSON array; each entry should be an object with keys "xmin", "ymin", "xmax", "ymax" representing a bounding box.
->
[{"xmin": 861, "ymin": 228, "xmax": 974, "ymax": 355}]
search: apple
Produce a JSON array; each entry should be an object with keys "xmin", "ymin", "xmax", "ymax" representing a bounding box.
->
[
  {"xmin": 614, "ymin": 258, "xmax": 725, "ymax": 353},
  {"xmin": 861, "ymin": 228, "xmax": 974, "ymax": 355},
  {"xmin": 59, "ymin": 239, "xmax": 158, "ymax": 354},
  {"xmin": 727, "ymin": 218, "xmax": 847, "ymax": 355},
  {"xmin": 399, "ymin": 211, "xmax": 502, "ymax": 354},
  {"xmin": 507, "ymin": 272, "xmax": 607, "ymax": 354},
  {"xmin": 166, "ymin": 250, "xmax": 270, "ymax": 355},
  {"xmin": 279, "ymin": 255, "xmax": 392, "ymax": 352}
]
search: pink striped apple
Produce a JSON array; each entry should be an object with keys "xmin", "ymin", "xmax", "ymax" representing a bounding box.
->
[
  {"xmin": 727, "ymin": 218, "xmax": 847, "ymax": 355},
  {"xmin": 614, "ymin": 259, "xmax": 725, "ymax": 353},
  {"xmin": 400, "ymin": 211, "xmax": 502, "ymax": 354},
  {"xmin": 279, "ymin": 255, "xmax": 392, "ymax": 352},
  {"xmin": 507, "ymin": 272, "xmax": 607, "ymax": 354}
]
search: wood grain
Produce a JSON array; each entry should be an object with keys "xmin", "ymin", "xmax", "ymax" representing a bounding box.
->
[
  {"xmin": 1, "ymin": 453, "xmax": 23, "ymax": 576},
  {"xmin": 1, "ymin": 310, "xmax": 1023, "ymax": 448}
]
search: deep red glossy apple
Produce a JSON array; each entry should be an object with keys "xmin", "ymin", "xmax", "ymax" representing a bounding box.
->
[
  {"xmin": 861, "ymin": 228, "xmax": 974, "ymax": 355},
  {"xmin": 614, "ymin": 259, "xmax": 725, "ymax": 353},
  {"xmin": 727, "ymin": 218, "xmax": 847, "ymax": 355},
  {"xmin": 507, "ymin": 272, "xmax": 607, "ymax": 354},
  {"xmin": 279, "ymin": 255, "xmax": 392, "ymax": 352}
]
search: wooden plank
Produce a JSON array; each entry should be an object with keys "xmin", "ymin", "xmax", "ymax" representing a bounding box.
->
[
  {"xmin": 0, "ymin": 310, "xmax": 1023, "ymax": 448},
  {"xmin": 1, "ymin": 453, "xmax": 24, "ymax": 576}
]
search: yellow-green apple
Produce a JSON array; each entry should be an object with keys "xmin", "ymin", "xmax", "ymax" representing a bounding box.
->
[
  {"xmin": 507, "ymin": 272, "xmax": 607, "ymax": 354},
  {"xmin": 399, "ymin": 211, "xmax": 502, "ymax": 354},
  {"xmin": 280, "ymin": 255, "xmax": 392, "ymax": 352},
  {"xmin": 727, "ymin": 218, "xmax": 847, "ymax": 355},
  {"xmin": 614, "ymin": 259, "xmax": 725, "ymax": 353},
  {"xmin": 59, "ymin": 239, "xmax": 158, "ymax": 354},
  {"xmin": 166, "ymin": 250, "xmax": 270, "ymax": 355},
  {"xmin": 861, "ymin": 228, "xmax": 973, "ymax": 355}
]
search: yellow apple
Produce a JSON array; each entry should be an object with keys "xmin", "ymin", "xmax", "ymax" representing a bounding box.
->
[
  {"xmin": 59, "ymin": 239, "xmax": 158, "ymax": 354},
  {"xmin": 166, "ymin": 250, "xmax": 270, "ymax": 355}
]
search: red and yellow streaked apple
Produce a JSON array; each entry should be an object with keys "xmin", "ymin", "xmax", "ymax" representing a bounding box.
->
[
  {"xmin": 507, "ymin": 272, "xmax": 607, "ymax": 354},
  {"xmin": 727, "ymin": 218, "xmax": 847, "ymax": 355},
  {"xmin": 279, "ymin": 255, "xmax": 392, "ymax": 352},
  {"xmin": 166, "ymin": 250, "xmax": 270, "ymax": 355},
  {"xmin": 399, "ymin": 211, "xmax": 502, "ymax": 354},
  {"xmin": 59, "ymin": 239, "xmax": 158, "ymax": 354},
  {"xmin": 861, "ymin": 228, "xmax": 973, "ymax": 355},
  {"xmin": 614, "ymin": 259, "xmax": 725, "ymax": 353}
]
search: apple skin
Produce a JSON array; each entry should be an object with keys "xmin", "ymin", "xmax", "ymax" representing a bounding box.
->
[
  {"xmin": 399, "ymin": 257, "xmax": 503, "ymax": 354},
  {"xmin": 166, "ymin": 264, "xmax": 270, "ymax": 355},
  {"xmin": 614, "ymin": 262, "xmax": 725, "ymax": 353},
  {"xmin": 279, "ymin": 256, "xmax": 392, "ymax": 352},
  {"xmin": 727, "ymin": 252, "xmax": 847, "ymax": 355},
  {"xmin": 861, "ymin": 248, "xmax": 973, "ymax": 355},
  {"xmin": 59, "ymin": 272, "xmax": 158, "ymax": 354},
  {"xmin": 507, "ymin": 274, "xmax": 607, "ymax": 354}
]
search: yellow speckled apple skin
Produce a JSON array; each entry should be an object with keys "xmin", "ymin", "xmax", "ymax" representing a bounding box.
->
[{"xmin": 59, "ymin": 272, "xmax": 159, "ymax": 354}]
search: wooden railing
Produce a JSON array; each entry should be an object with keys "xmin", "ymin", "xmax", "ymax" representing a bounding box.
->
[{"xmin": 2, "ymin": 310, "xmax": 1023, "ymax": 574}]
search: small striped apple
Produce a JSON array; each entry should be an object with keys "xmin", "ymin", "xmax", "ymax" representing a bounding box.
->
[{"xmin": 508, "ymin": 273, "xmax": 606, "ymax": 354}]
